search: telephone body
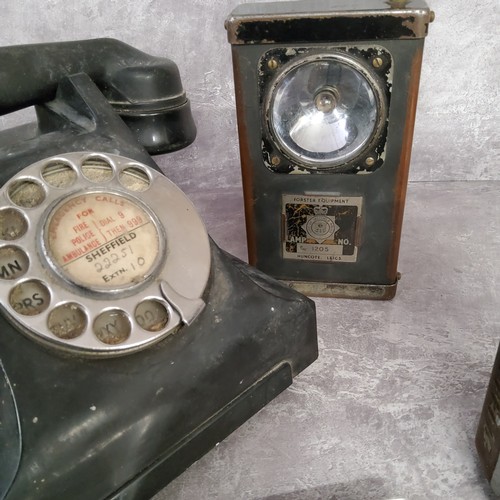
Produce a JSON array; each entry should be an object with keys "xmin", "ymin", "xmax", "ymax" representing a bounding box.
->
[{"xmin": 0, "ymin": 39, "xmax": 317, "ymax": 499}]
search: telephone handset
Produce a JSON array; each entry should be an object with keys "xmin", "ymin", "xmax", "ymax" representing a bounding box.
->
[
  {"xmin": 0, "ymin": 39, "xmax": 317, "ymax": 499},
  {"xmin": 0, "ymin": 38, "xmax": 196, "ymax": 154}
]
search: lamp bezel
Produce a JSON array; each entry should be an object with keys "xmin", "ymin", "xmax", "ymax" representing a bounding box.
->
[{"xmin": 261, "ymin": 47, "xmax": 392, "ymax": 174}]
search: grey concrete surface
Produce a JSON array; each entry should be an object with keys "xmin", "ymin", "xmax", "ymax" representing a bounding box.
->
[
  {"xmin": 0, "ymin": 0, "xmax": 498, "ymax": 185},
  {"xmin": 152, "ymin": 181, "xmax": 500, "ymax": 499},
  {"xmin": 0, "ymin": 1, "xmax": 498, "ymax": 498}
]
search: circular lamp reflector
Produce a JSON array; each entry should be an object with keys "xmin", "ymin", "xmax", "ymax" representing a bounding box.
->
[{"xmin": 268, "ymin": 54, "xmax": 385, "ymax": 168}]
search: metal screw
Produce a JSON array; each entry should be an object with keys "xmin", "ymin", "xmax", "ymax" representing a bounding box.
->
[
  {"xmin": 430, "ymin": 11, "xmax": 436, "ymax": 22},
  {"xmin": 365, "ymin": 156, "xmax": 376, "ymax": 167},
  {"xmin": 271, "ymin": 155, "xmax": 281, "ymax": 166},
  {"xmin": 372, "ymin": 57, "xmax": 384, "ymax": 69},
  {"xmin": 268, "ymin": 58, "xmax": 279, "ymax": 70}
]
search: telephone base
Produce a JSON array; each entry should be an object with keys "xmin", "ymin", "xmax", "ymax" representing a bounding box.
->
[
  {"xmin": 1, "ymin": 244, "xmax": 317, "ymax": 499},
  {"xmin": 112, "ymin": 363, "xmax": 292, "ymax": 499},
  {"xmin": 0, "ymin": 56, "xmax": 317, "ymax": 499}
]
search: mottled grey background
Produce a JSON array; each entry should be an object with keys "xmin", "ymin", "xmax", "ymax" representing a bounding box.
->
[
  {"xmin": 0, "ymin": 0, "xmax": 498, "ymax": 189},
  {"xmin": 1, "ymin": 1, "xmax": 499, "ymax": 500}
]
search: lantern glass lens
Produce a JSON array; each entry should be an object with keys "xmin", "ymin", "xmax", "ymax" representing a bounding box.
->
[{"xmin": 269, "ymin": 56, "xmax": 380, "ymax": 167}]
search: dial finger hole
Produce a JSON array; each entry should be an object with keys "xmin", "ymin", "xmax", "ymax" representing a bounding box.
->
[
  {"xmin": 93, "ymin": 309, "xmax": 131, "ymax": 345},
  {"xmin": 119, "ymin": 166, "xmax": 151, "ymax": 192},
  {"xmin": 48, "ymin": 303, "xmax": 87, "ymax": 340},
  {"xmin": 8, "ymin": 180, "xmax": 45, "ymax": 208},
  {"xmin": 41, "ymin": 161, "xmax": 77, "ymax": 188},
  {"xmin": 81, "ymin": 157, "xmax": 114, "ymax": 183},
  {"xmin": 0, "ymin": 208, "xmax": 28, "ymax": 240},
  {"xmin": 9, "ymin": 279, "xmax": 50, "ymax": 316},
  {"xmin": 0, "ymin": 246, "xmax": 29, "ymax": 280},
  {"xmin": 135, "ymin": 299, "xmax": 169, "ymax": 332}
]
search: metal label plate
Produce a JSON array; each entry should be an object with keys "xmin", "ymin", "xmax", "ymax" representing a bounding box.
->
[{"xmin": 282, "ymin": 194, "xmax": 362, "ymax": 262}]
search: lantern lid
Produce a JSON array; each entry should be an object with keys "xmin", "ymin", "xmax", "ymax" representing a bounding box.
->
[{"xmin": 226, "ymin": 0, "xmax": 433, "ymax": 44}]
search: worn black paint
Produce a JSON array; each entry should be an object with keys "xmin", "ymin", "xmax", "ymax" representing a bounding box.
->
[{"xmin": 235, "ymin": 15, "xmax": 417, "ymax": 44}]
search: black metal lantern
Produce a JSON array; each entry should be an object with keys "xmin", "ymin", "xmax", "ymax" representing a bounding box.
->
[{"xmin": 226, "ymin": 0, "xmax": 434, "ymax": 299}]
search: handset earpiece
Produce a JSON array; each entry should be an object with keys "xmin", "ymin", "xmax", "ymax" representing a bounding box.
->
[{"xmin": 0, "ymin": 38, "xmax": 196, "ymax": 153}]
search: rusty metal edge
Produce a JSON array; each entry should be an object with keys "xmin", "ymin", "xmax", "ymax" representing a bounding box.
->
[
  {"xmin": 283, "ymin": 279, "xmax": 398, "ymax": 300},
  {"xmin": 386, "ymin": 45, "xmax": 424, "ymax": 281},
  {"xmin": 231, "ymin": 46, "xmax": 258, "ymax": 265}
]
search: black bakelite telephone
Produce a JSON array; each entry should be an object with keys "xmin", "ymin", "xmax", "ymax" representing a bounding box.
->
[{"xmin": 0, "ymin": 39, "xmax": 317, "ymax": 499}]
